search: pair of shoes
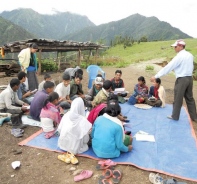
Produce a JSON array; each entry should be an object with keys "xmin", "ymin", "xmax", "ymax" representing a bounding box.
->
[
  {"xmin": 11, "ymin": 128, "xmax": 24, "ymax": 138},
  {"xmin": 98, "ymin": 169, "xmax": 122, "ymax": 184},
  {"xmin": 74, "ymin": 170, "xmax": 93, "ymax": 182},
  {"xmin": 149, "ymin": 173, "xmax": 163, "ymax": 184},
  {"xmin": 58, "ymin": 152, "xmax": 79, "ymax": 164}
]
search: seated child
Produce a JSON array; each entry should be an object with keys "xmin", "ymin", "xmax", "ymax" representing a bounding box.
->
[
  {"xmin": 128, "ymin": 76, "xmax": 148, "ymax": 105},
  {"xmin": 30, "ymin": 81, "xmax": 55, "ymax": 121},
  {"xmin": 55, "ymin": 73, "xmax": 71, "ymax": 110},
  {"xmin": 40, "ymin": 92, "xmax": 63, "ymax": 139},
  {"xmin": 17, "ymin": 71, "xmax": 35, "ymax": 104},
  {"xmin": 91, "ymin": 99, "xmax": 132, "ymax": 158},
  {"xmin": 38, "ymin": 73, "xmax": 53, "ymax": 91},
  {"xmin": 85, "ymin": 76, "xmax": 103, "ymax": 108},
  {"xmin": 144, "ymin": 78, "xmax": 165, "ymax": 107},
  {"xmin": 70, "ymin": 74, "xmax": 85, "ymax": 100}
]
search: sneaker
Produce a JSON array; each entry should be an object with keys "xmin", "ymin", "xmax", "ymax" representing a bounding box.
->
[{"xmin": 167, "ymin": 115, "xmax": 173, "ymax": 119}]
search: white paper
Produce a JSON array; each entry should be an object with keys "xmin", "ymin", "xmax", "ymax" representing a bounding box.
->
[
  {"xmin": 136, "ymin": 134, "xmax": 155, "ymax": 142},
  {"xmin": 11, "ymin": 161, "xmax": 21, "ymax": 169},
  {"xmin": 23, "ymin": 106, "xmax": 30, "ymax": 109}
]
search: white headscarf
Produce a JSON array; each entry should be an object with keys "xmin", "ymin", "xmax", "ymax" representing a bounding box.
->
[{"xmin": 58, "ymin": 97, "xmax": 92, "ymax": 154}]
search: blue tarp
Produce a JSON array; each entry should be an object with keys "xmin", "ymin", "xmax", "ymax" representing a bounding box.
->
[{"xmin": 19, "ymin": 104, "xmax": 197, "ymax": 182}]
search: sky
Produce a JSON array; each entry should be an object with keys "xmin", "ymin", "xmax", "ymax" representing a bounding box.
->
[{"xmin": 0, "ymin": 0, "xmax": 197, "ymax": 38}]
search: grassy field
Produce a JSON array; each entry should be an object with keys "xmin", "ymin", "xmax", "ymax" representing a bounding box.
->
[{"xmin": 102, "ymin": 38, "xmax": 197, "ymax": 67}]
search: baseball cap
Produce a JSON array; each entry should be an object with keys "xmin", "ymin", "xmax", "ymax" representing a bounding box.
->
[
  {"xmin": 171, "ymin": 40, "xmax": 186, "ymax": 47},
  {"xmin": 95, "ymin": 77, "xmax": 103, "ymax": 85}
]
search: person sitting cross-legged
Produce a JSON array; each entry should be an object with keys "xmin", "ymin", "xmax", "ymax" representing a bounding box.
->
[
  {"xmin": 55, "ymin": 73, "xmax": 71, "ymax": 110},
  {"xmin": 145, "ymin": 78, "xmax": 166, "ymax": 107},
  {"xmin": 91, "ymin": 99, "xmax": 132, "ymax": 158},
  {"xmin": 0, "ymin": 78, "xmax": 29, "ymax": 128},
  {"xmin": 30, "ymin": 81, "xmax": 55, "ymax": 121},
  {"xmin": 38, "ymin": 73, "xmax": 52, "ymax": 91}
]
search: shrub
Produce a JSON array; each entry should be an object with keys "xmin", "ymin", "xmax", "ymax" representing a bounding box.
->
[
  {"xmin": 145, "ymin": 65, "xmax": 154, "ymax": 71},
  {"xmin": 41, "ymin": 59, "xmax": 58, "ymax": 72}
]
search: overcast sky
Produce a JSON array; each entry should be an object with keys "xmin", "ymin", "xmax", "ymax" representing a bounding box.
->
[{"xmin": 0, "ymin": 0, "xmax": 197, "ymax": 38}]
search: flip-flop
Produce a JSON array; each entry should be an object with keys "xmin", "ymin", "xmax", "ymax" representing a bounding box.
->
[
  {"xmin": 112, "ymin": 169, "xmax": 122, "ymax": 184},
  {"xmin": 163, "ymin": 179, "xmax": 187, "ymax": 184},
  {"xmin": 98, "ymin": 178, "xmax": 113, "ymax": 184},
  {"xmin": 99, "ymin": 169, "xmax": 113, "ymax": 179},
  {"xmin": 98, "ymin": 159, "xmax": 117, "ymax": 166},
  {"xmin": 96, "ymin": 164, "xmax": 115, "ymax": 170},
  {"xmin": 13, "ymin": 128, "xmax": 24, "ymax": 134},
  {"xmin": 74, "ymin": 170, "xmax": 93, "ymax": 182}
]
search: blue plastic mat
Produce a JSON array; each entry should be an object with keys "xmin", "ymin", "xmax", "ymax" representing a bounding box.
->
[{"xmin": 19, "ymin": 104, "xmax": 197, "ymax": 182}]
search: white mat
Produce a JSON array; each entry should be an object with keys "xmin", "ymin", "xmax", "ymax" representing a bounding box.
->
[
  {"xmin": 22, "ymin": 115, "xmax": 41, "ymax": 127},
  {"xmin": 134, "ymin": 104, "xmax": 152, "ymax": 110}
]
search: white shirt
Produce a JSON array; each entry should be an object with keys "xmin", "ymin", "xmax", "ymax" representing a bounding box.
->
[
  {"xmin": 155, "ymin": 49, "xmax": 194, "ymax": 78},
  {"xmin": 0, "ymin": 85, "xmax": 23, "ymax": 110},
  {"xmin": 55, "ymin": 83, "xmax": 70, "ymax": 98}
]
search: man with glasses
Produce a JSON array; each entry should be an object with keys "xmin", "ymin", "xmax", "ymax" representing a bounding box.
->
[{"xmin": 151, "ymin": 40, "xmax": 197, "ymax": 122}]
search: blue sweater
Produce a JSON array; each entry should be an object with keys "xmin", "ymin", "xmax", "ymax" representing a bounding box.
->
[{"xmin": 91, "ymin": 116, "xmax": 128, "ymax": 158}]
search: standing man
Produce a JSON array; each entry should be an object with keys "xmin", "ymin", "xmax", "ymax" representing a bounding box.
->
[
  {"xmin": 151, "ymin": 40, "xmax": 197, "ymax": 122},
  {"xmin": 18, "ymin": 43, "xmax": 39, "ymax": 91}
]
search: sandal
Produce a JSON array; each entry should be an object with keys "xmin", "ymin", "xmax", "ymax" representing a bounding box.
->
[
  {"xmin": 11, "ymin": 129, "xmax": 23, "ymax": 138},
  {"xmin": 99, "ymin": 169, "xmax": 113, "ymax": 179},
  {"xmin": 58, "ymin": 153, "xmax": 71, "ymax": 163},
  {"xmin": 112, "ymin": 169, "xmax": 122, "ymax": 184},
  {"xmin": 74, "ymin": 170, "xmax": 93, "ymax": 182},
  {"xmin": 96, "ymin": 164, "xmax": 115, "ymax": 170},
  {"xmin": 98, "ymin": 159, "xmax": 117, "ymax": 166},
  {"xmin": 98, "ymin": 178, "xmax": 113, "ymax": 184}
]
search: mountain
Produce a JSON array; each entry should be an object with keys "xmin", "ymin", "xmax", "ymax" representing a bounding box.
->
[
  {"xmin": 64, "ymin": 14, "xmax": 192, "ymax": 44},
  {"xmin": 0, "ymin": 16, "xmax": 35, "ymax": 46},
  {"xmin": 0, "ymin": 8, "xmax": 95, "ymax": 39}
]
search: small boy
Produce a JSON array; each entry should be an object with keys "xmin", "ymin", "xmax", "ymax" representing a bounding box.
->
[
  {"xmin": 30, "ymin": 81, "xmax": 55, "ymax": 121},
  {"xmin": 70, "ymin": 74, "xmax": 84, "ymax": 100},
  {"xmin": 55, "ymin": 73, "xmax": 71, "ymax": 109},
  {"xmin": 38, "ymin": 73, "xmax": 52, "ymax": 91}
]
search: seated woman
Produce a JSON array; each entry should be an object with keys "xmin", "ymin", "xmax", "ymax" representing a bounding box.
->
[
  {"xmin": 57, "ymin": 97, "xmax": 92, "ymax": 154},
  {"xmin": 40, "ymin": 92, "xmax": 63, "ymax": 139},
  {"xmin": 128, "ymin": 76, "xmax": 148, "ymax": 105},
  {"xmin": 145, "ymin": 78, "xmax": 165, "ymax": 107},
  {"xmin": 91, "ymin": 99, "xmax": 132, "ymax": 158}
]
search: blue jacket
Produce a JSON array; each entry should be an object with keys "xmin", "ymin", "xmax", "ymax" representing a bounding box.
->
[{"xmin": 91, "ymin": 116, "xmax": 128, "ymax": 158}]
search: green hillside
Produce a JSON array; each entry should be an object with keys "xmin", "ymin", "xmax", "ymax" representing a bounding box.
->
[
  {"xmin": 0, "ymin": 9, "xmax": 95, "ymax": 39},
  {"xmin": 0, "ymin": 16, "xmax": 35, "ymax": 45},
  {"xmin": 65, "ymin": 14, "xmax": 192, "ymax": 44},
  {"xmin": 105, "ymin": 38, "xmax": 197, "ymax": 63}
]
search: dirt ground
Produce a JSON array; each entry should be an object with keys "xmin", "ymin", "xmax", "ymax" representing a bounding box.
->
[{"xmin": 0, "ymin": 61, "xmax": 197, "ymax": 184}]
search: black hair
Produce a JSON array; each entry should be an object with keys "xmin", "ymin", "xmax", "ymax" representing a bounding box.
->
[
  {"xmin": 75, "ymin": 74, "xmax": 83, "ymax": 80},
  {"xmin": 43, "ymin": 92, "xmax": 59, "ymax": 108},
  {"xmin": 43, "ymin": 81, "xmax": 55, "ymax": 90},
  {"xmin": 96, "ymin": 74, "xmax": 103, "ymax": 77},
  {"xmin": 30, "ymin": 43, "xmax": 38, "ymax": 49},
  {"xmin": 138, "ymin": 76, "xmax": 146, "ymax": 84},
  {"xmin": 105, "ymin": 100, "xmax": 121, "ymax": 117},
  {"xmin": 115, "ymin": 70, "xmax": 122, "ymax": 75},
  {"xmin": 17, "ymin": 71, "xmax": 27, "ymax": 80},
  {"xmin": 62, "ymin": 73, "xmax": 70, "ymax": 80},
  {"xmin": 75, "ymin": 69, "xmax": 83, "ymax": 76},
  {"xmin": 107, "ymin": 93, "xmax": 118, "ymax": 102},
  {"xmin": 155, "ymin": 78, "xmax": 161, "ymax": 84},
  {"xmin": 103, "ymin": 80, "xmax": 112, "ymax": 90},
  {"xmin": 44, "ymin": 73, "xmax": 51, "ymax": 80},
  {"xmin": 10, "ymin": 78, "xmax": 20, "ymax": 88}
]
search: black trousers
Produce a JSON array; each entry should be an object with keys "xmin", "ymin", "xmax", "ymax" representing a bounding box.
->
[{"xmin": 172, "ymin": 76, "xmax": 197, "ymax": 120}]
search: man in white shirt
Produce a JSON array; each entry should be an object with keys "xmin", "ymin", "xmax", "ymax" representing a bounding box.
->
[
  {"xmin": 151, "ymin": 40, "xmax": 197, "ymax": 122},
  {"xmin": 38, "ymin": 73, "xmax": 52, "ymax": 91},
  {"xmin": 55, "ymin": 73, "xmax": 71, "ymax": 109}
]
